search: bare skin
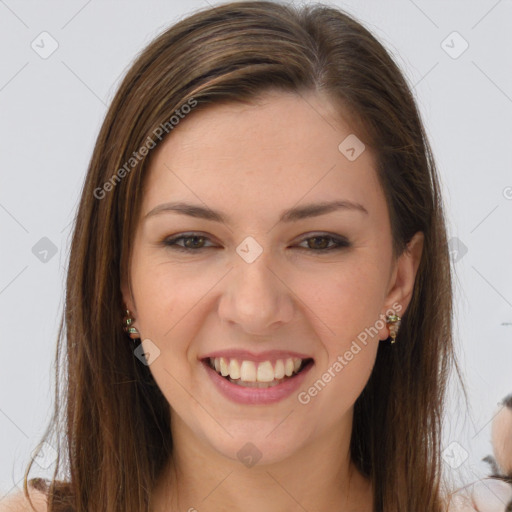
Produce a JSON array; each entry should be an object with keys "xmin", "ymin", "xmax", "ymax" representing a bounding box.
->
[{"xmin": 122, "ymin": 90, "xmax": 424, "ymax": 511}]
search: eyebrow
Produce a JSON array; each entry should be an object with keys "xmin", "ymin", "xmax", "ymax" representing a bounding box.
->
[{"xmin": 144, "ymin": 199, "xmax": 368, "ymax": 224}]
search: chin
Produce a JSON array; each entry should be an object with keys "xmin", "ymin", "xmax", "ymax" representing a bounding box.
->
[{"xmin": 200, "ymin": 421, "xmax": 312, "ymax": 468}]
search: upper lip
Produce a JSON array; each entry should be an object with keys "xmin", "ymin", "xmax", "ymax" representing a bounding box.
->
[{"xmin": 200, "ymin": 349, "xmax": 314, "ymax": 364}]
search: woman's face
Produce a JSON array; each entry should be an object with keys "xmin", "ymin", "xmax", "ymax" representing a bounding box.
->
[{"xmin": 122, "ymin": 90, "xmax": 423, "ymax": 465}]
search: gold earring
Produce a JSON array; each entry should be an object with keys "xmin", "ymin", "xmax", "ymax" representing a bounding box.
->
[
  {"xmin": 123, "ymin": 309, "xmax": 140, "ymax": 340},
  {"xmin": 385, "ymin": 312, "xmax": 401, "ymax": 344}
]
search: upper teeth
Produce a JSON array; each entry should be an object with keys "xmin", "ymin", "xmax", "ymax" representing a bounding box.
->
[{"xmin": 210, "ymin": 357, "xmax": 304, "ymax": 382}]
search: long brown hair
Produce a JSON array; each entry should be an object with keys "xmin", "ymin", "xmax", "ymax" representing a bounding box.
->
[{"xmin": 22, "ymin": 2, "xmax": 467, "ymax": 510}]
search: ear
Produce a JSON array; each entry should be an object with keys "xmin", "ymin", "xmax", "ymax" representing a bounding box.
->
[{"xmin": 378, "ymin": 231, "xmax": 424, "ymax": 341}]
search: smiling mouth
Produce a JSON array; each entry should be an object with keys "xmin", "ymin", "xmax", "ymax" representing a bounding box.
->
[{"xmin": 204, "ymin": 356, "xmax": 314, "ymax": 388}]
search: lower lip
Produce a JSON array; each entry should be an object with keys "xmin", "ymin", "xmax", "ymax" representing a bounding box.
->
[{"xmin": 201, "ymin": 359, "xmax": 314, "ymax": 405}]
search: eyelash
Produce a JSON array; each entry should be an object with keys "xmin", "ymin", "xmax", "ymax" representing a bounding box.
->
[{"xmin": 162, "ymin": 232, "xmax": 351, "ymax": 253}]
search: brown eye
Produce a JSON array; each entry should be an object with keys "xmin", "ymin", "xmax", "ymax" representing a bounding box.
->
[
  {"xmin": 297, "ymin": 234, "xmax": 350, "ymax": 252},
  {"xmin": 163, "ymin": 234, "xmax": 215, "ymax": 251},
  {"xmin": 182, "ymin": 235, "xmax": 206, "ymax": 249},
  {"xmin": 306, "ymin": 236, "xmax": 330, "ymax": 250}
]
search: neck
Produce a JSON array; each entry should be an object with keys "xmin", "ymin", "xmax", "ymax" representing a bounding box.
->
[{"xmin": 151, "ymin": 413, "xmax": 373, "ymax": 511}]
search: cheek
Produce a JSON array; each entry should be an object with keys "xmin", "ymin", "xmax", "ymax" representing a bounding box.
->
[
  {"xmin": 291, "ymin": 261, "xmax": 383, "ymax": 408},
  {"xmin": 291, "ymin": 259, "xmax": 386, "ymax": 348},
  {"xmin": 130, "ymin": 256, "xmax": 201, "ymax": 353},
  {"xmin": 130, "ymin": 260, "xmax": 209, "ymax": 409},
  {"xmin": 311, "ymin": 345, "xmax": 377, "ymax": 420}
]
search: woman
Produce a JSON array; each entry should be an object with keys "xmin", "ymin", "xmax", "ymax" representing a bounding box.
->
[{"xmin": 3, "ymin": 1, "xmax": 493, "ymax": 510}]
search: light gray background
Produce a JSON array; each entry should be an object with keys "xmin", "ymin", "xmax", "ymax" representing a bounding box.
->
[{"xmin": 1, "ymin": 0, "xmax": 511, "ymax": 501}]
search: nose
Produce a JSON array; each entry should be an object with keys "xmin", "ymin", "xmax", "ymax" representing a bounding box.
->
[{"xmin": 218, "ymin": 249, "xmax": 295, "ymax": 335}]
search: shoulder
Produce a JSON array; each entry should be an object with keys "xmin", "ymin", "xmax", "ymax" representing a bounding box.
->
[{"xmin": 0, "ymin": 489, "xmax": 47, "ymax": 512}]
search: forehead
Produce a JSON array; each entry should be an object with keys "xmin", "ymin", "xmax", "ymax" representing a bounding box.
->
[{"xmin": 141, "ymin": 91, "xmax": 385, "ymax": 225}]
